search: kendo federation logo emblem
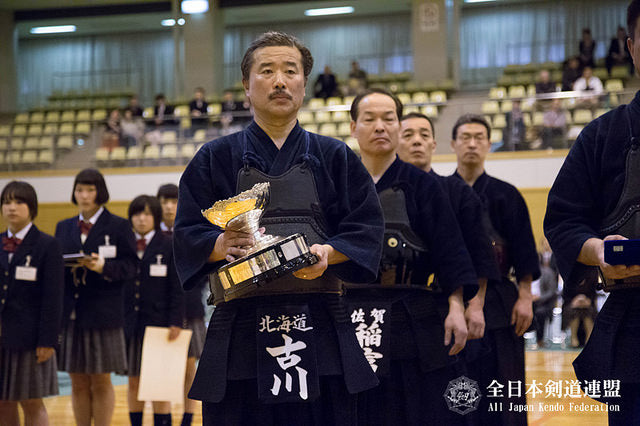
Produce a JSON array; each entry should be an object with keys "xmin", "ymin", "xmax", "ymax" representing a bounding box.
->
[{"xmin": 444, "ymin": 375, "xmax": 481, "ymax": 415}]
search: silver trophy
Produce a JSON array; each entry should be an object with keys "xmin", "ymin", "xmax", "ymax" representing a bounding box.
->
[{"xmin": 202, "ymin": 182, "xmax": 318, "ymax": 301}]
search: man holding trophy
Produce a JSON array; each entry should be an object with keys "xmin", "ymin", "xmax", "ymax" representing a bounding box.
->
[{"xmin": 173, "ymin": 32, "xmax": 385, "ymax": 425}]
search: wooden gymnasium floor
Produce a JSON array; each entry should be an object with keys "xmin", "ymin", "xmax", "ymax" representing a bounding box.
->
[{"xmin": 42, "ymin": 350, "xmax": 606, "ymax": 425}]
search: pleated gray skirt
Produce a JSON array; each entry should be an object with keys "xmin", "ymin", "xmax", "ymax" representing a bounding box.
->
[
  {"xmin": 0, "ymin": 348, "xmax": 58, "ymax": 401},
  {"xmin": 57, "ymin": 321, "xmax": 127, "ymax": 374},
  {"xmin": 126, "ymin": 333, "xmax": 144, "ymax": 377},
  {"xmin": 186, "ymin": 318, "xmax": 206, "ymax": 359}
]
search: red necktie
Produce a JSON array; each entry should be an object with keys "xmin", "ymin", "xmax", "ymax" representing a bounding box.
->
[
  {"xmin": 2, "ymin": 236, "xmax": 22, "ymax": 253},
  {"xmin": 136, "ymin": 238, "xmax": 147, "ymax": 252},
  {"xmin": 78, "ymin": 220, "xmax": 93, "ymax": 236}
]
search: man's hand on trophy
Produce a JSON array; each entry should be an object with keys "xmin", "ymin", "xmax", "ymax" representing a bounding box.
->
[
  {"xmin": 210, "ymin": 229, "xmax": 256, "ymax": 263},
  {"xmin": 293, "ymin": 244, "xmax": 330, "ymax": 280}
]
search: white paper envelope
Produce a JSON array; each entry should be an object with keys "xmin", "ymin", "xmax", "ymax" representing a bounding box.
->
[{"xmin": 137, "ymin": 326, "xmax": 193, "ymax": 403}]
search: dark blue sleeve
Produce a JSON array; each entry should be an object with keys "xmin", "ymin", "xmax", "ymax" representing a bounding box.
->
[
  {"xmin": 174, "ymin": 145, "xmax": 225, "ymax": 290},
  {"xmin": 418, "ymin": 176, "xmax": 478, "ymax": 295},
  {"xmin": 167, "ymin": 245, "xmax": 185, "ymax": 327},
  {"xmin": 544, "ymin": 123, "xmax": 602, "ymax": 282},
  {"xmin": 321, "ymin": 143, "xmax": 384, "ymax": 283},
  {"xmin": 508, "ymin": 187, "xmax": 542, "ymax": 282}
]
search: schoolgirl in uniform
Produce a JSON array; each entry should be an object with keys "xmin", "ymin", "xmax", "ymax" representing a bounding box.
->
[
  {"xmin": 156, "ymin": 183, "xmax": 206, "ymax": 426},
  {"xmin": 0, "ymin": 181, "xmax": 64, "ymax": 426},
  {"xmin": 55, "ymin": 168, "xmax": 137, "ymax": 426},
  {"xmin": 125, "ymin": 195, "xmax": 184, "ymax": 426}
]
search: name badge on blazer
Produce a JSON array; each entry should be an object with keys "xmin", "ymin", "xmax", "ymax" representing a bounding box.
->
[
  {"xmin": 150, "ymin": 254, "xmax": 168, "ymax": 277},
  {"xmin": 15, "ymin": 255, "xmax": 37, "ymax": 282},
  {"xmin": 98, "ymin": 235, "xmax": 117, "ymax": 259}
]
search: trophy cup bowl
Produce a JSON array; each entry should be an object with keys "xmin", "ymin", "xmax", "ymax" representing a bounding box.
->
[{"xmin": 202, "ymin": 182, "xmax": 318, "ymax": 302}]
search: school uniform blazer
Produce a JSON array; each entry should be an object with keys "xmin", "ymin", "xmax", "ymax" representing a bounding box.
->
[
  {"xmin": 184, "ymin": 277, "xmax": 206, "ymax": 321},
  {"xmin": 55, "ymin": 208, "xmax": 137, "ymax": 329},
  {"xmin": 124, "ymin": 232, "xmax": 184, "ymax": 337},
  {"xmin": 0, "ymin": 226, "xmax": 64, "ymax": 350}
]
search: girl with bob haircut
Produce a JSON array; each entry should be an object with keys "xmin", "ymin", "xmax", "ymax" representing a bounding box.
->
[
  {"xmin": 55, "ymin": 168, "xmax": 137, "ymax": 426},
  {"xmin": 0, "ymin": 181, "xmax": 64, "ymax": 425},
  {"xmin": 124, "ymin": 195, "xmax": 184, "ymax": 426}
]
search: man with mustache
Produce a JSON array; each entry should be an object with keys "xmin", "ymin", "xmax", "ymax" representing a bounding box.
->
[{"xmin": 173, "ymin": 31, "xmax": 384, "ymax": 425}]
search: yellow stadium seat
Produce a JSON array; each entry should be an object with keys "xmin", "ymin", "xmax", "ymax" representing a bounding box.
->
[
  {"xmin": 404, "ymin": 106, "xmax": 419, "ymax": 114},
  {"xmin": 605, "ymin": 79, "xmax": 624, "ymax": 93},
  {"xmin": 207, "ymin": 104, "xmax": 222, "ymax": 115},
  {"xmin": 344, "ymin": 137, "xmax": 359, "ymax": 153},
  {"xmin": 95, "ymin": 147, "xmax": 110, "ymax": 162},
  {"xmin": 326, "ymin": 97, "xmax": 342, "ymax": 107},
  {"xmin": 25, "ymin": 137, "xmax": 40, "ymax": 149},
  {"xmin": 180, "ymin": 118, "xmax": 191, "ymax": 130},
  {"xmin": 567, "ymin": 125, "xmax": 584, "ymax": 141},
  {"xmin": 92, "ymin": 109, "xmax": 107, "ymax": 121},
  {"xmin": 111, "ymin": 147, "xmax": 127, "ymax": 161},
  {"xmin": 308, "ymin": 98, "xmax": 325, "ymax": 109},
  {"xmin": 12, "ymin": 125, "xmax": 27, "ymax": 136},
  {"xmin": 338, "ymin": 122, "xmax": 352, "ymax": 137},
  {"xmin": 193, "ymin": 129, "xmax": 207, "ymax": 143},
  {"xmin": 28, "ymin": 125, "xmax": 42, "ymax": 136},
  {"xmin": 45, "ymin": 111, "xmax": 60, "ymax": 122},
  {"xmin": 60, "ymin": 110, "xmax": 75, "ymax": 122},
  {"xmin": 76, "ymin": 110, "xmax": 91, "ymax": 122},
  {"xmin": 31, "ymin": 111, "xmax": 46, "ymax": 122},
  {"xmin": 21, "ymin": 150, "xmax": 38, "ymax": 165},
  {"xmin": 319, "ymin": 123, "xmax": 338, "ymax": 138},
  {"xmin": 343, "ymin": 96, "xmax": 355, "ymax": 107},
  {"xmin": 611, "ymin": 66, "xmax": 630, "ymax": 79},
  {"xmin": 181, "ymin": 144, "xmax": 196, "ymax": 158},
  {"xmin": 397, "ymin": 93, "xmax": 411, "ymax": 105},
  {"xmin": 14, "ymin": 113, "xmax": 29, "ymax": 124},
  {"xmin": 332, "ymin": 111, "xmax": 349, "ymax": 123},
  {"xmin": 174, "ymin": 105, "xmax": 189, "ymax": 117},
  {"xmin": 500, "ymin": 100, "xmax": 513, "ymax": 113},
  {"xmin": 315, "ymin": 111, "xmax": 331, "ymax": 123},
  {"xmin": 298, "ymin": 111, "xmax": 314, "ymax": 125},
  {"xmin": 143, "ymin": 145, "xmax": 160, "ymax": 160},
  {"xmin": 127, "ymin": 146, "xmax": 142, "ymax": 160},
  {"xmin": 39, "ymin": 136, "xmax": 54, "ymax": 149},
  {"xmin": 523, "ymin": 113, "xmax": 532, "ymax": 127},
  {"xmin": 481, "ymin": 101, "xmax": 500, "ymax": 115},
  {"xmin": 0, "ymin": 152, "xmax": 6, "ymax": 165},
  {"xmin": 43, "ymin": 123, "xmax": 58, "ymax": 135},
  {"xmin": 142, "ymin": 107, "xmax": 154, "ymax": 118},
  {"xmin": 0, "ymin": 138, "xmax": 7, "ymax": 150},
  {"xmin": 430, "ymin": 91, "xmax": 447, "ymax": 103},
  {"xmin": 161, "ymin": 131, "xmax": 177, "ymax": 144},
  {"xmin": 533, "ymin": 112, "xmax": 544, "ymax": 126},
  {"xmin": 527, "ymin": 84, "xmax": 536, "ymax": 97},
  {"xmin": 7, "ymin": 151, "xmax": 21, "ymax": 165},
  {"xmin": 573, "ymin": 109, "xmax": 593, "ymax": 125},
  {"xmin": 508, "ymin": 85, "xmax": 526, "ymax": 99},
  {"xmin": 594, "ymin": 108, "xmax": 609, "ymax": 119},
  {"xmin": 492, "ymin": 114, "xmax": 507, "ymax": 129},
  {"xmin": 489, "ymin": 87, "xmax": 506, "ymax": 100},
  {"xmin": 0, "ymin": 125, "xmax": 10, "ymax": 137},
  {"xmin": 10, "ymin": 137, "xmax": 24, "ymax": 150},
  {"xmin": 421, "ymin": 105, "xmax": 439, "ymax": 118},
  {"xmin": 75, "ymin": 123, "xmax": 91, "ymax": 135},
  {"xmin": 304, "ymin": 124, "xmax": 318, "ymax": 134},
  {"xmin": 57, "ymin": 135, "xmax": 74, "ymax": 150},
  {"xmin": 161, "ymin": 144, "xmax": 178, "ymax": 159},
  {"xmin": 412, "ymin": 92, "xmax": 429, "ymax": 104},
  {"xmin": 58, "ymin": 123, "xmax": 74, "ymax": 135},
  {"xmin": 490, "ymin": 129, "xmax": 503, "ymax": 144},
  {"xmin": 38, "ymin": 150, "xmax": 54, "ymax": 165}
]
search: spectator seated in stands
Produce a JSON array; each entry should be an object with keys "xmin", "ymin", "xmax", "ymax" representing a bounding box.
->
[
  {"xmin": 535, "ymin": 69, "xmax": 557, "ymax": 111},
  {"xmin": 126, "ymin": 95, "xmax": 144, "ymax": 118},
  {"xmin": 504, "ymin": 99, "xmax": 527, "ymax": 151},
  {"xmin": 606, "ymin": 26, "xmax": 634, "ymax": 76},
  {"xmin": 313, "ymin": 65, "xmax": 338, "ymax": 99},
  {"xmin": 151, "ymin": 93, "xmax": 177, "ymax": 129},
  {"xmin": 542, "ymin": 99, "xmax": 567, "ymax": 150},
  {"xmin": 561, "ymin": 56, "xmax": 582, "ymax": 91},
  {"xmin": 579, "ymin": 27, "xmax": 596, "ymax": 68},
  {"xmin": 347, "ymin": 60, "xmax": 367, "ymax": 95},
  {"xmin": 573, "ymin": 66, "xmax": 603, "ymax": 108},
  {"xmin": 120, "ymin": 109, "xmax": 144, "ymax": 148},
  {"xmin": 220, "ymin": 91, "xmax": 251, "ymax": 135},
  {"xmin": 101, "ymin": 109, "xmax": 121, "ymax": 151},
  {"xmin": 189, "ymin": 87, "xmax": 209, "ymax": 132}
]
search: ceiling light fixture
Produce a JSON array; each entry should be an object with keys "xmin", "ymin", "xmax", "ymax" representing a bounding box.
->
[
  {"xmin": 304, "ymin": 6, "xmax": 354, "ymax": 17},
  {"xmin": 30, "ymin": 25, "xmax": 77, "ymax": 34},
  {"xmin": 181, "ymin": 0, "xmax": 209, "ymax": 14}
]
